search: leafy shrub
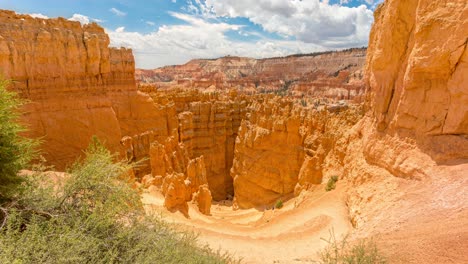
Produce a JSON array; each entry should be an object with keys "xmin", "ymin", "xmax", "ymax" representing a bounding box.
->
[
  {"xmin": 0, "ymin": 85, "xmax": 233, "ymax": 263},
  {"xmin": 275, "ymin": 199, "xmax": 284, "ymax": 209},
  {"xmin": 0, "ymin": 139, "xmax": 233, "ymax": 263},
  {"xmin": 325, "ymin": 176, "xmax": 339, "ymax": 192},
  {"xmin": 318, "ymin": 230, "xmax": 386, "ymax": 264},
  {"xmin": 0, "ymin": 80, "xmax": 38, "ymax": 203}
]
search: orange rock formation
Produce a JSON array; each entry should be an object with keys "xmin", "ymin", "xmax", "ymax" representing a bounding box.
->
[
  {"xmin": 232, "ymin": 97, "xmax": 363, "ymax": 208},
  {"xmin": 136, "ymin": 48, "xmax": 366, "ymax": 100},
  {"xmin": 0, "ymin": 10, "xmax": 173, "ymax": 169}
]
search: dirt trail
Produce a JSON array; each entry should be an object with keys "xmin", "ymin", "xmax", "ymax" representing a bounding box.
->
[
  {"xmin": 142, "ymin": 161, "xmax": 468, "ymax": 264},
  {"xmin": 142, "ymin": 184, "xmax": 352, "ymax": 263}
]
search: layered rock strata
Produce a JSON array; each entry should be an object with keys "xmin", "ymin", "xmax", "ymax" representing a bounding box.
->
[
  {"xmin": 147, "ymin": 136, "xmax": 212, "ymax": 215},
  {"xmin": 0, "ymin": 10, "xmax": 172, "ymax": 169},
  {"xmin": 136, "ymin": 48, "xmax": 366, "ymax": 100},
  {"xmin": 365, "ymin": 0, "xmax": 468, "ymax": 162},
  {"xmin": 232, "ymin": 96, "xmax": 363, "ymax": 208}
]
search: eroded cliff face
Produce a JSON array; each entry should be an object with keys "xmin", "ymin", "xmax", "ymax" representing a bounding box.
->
[
  {"xmin": 140, "ymin": 89, "xmax": 249, "ymax": 200},
  {"xmin": 232, "ymin": 97, "xmax": 363, "ymax": 208},
  {"xmin": 366, "ymin": 0, "xmax": 468, "ymax": 162},
  {"xmin": 340, "ymin": 2, "xmax": 468, "ymax": 262},
  {"xmin": 136, "ymin": 48, "xmax": 366, "ymax": 101},
  {"xmin": 0, "ymin": 10, "xmax": 172, "ymax": 168}
]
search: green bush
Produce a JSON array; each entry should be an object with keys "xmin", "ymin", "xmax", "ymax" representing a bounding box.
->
[
  {"xmin": 0, "ymin": 139, "xmax": 233, "ymax": 263},
  {"xmin": 0, "ymin": 83, "xmax": 234, "ymax": 263},
  {"xmin": 325, "ymin": 176, "xmax": 339, "ymax": 192},
  {"xmin": 0, "ymin": 80, "xmax": 38, "ymax": 203},
  {"xmin": 275, "ymin": 199, "xmax": 283, "ymax": 209},
  {"xmin": 318, "ymin": 230, "xmax": 386, "ymax": 264}
]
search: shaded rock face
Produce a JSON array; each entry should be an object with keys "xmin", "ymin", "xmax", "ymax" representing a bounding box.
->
[
  {"xmin": 232, "ymin": 97, "xmax": 363, "ymax": 208},
  {"xmin": 147, "ymin": 136, "xmax": 212, "ymax": 215},
  {"xmin": 136, "ymin": 48, "xmax": 366, "ymax": 101},
  {"xmin": 177, "ymin": 100, "xmax": 247, "ymax": 200},
  {"xmin": 365, "ymin": 0, "xmax": 468, "ymax": 162},
  {"xmin": 0, "ymin": 10, "xmax": 173, "ymax": 169}
]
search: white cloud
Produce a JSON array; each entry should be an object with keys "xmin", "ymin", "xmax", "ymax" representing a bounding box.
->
[
  {"xmin": 68, "ymin": 14, "xmax": 90, "ymax": 24},
  {"xmin": 107, "ymin": 12, "xmax": 327, "ymax": 68},
  {"xmin": 146, "ymin": 21, "xmax": 156, "ymax": 26},
  {"xmin": 29, "ymin": 13, "xmax": 49, "ymax": 19},
  {"xmin": 68, "ymin": 14, "xmax": 104, "ymax": 25},
  {"xmin": 198, "ymin": 0, "xmax": 373, "ymax": 48},
  {"xmin": 110, "ymin": 7, "xmax": 127, "ymax": 17},
  {"xmin": 115, "ymin": 26, "xmax": 125, "ymax": 33},
  {"xmin": 107, "ymin": 1, "xmax": 375, "ymax": 68}
]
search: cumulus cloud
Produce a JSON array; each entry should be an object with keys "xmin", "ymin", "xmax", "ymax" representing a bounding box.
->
[
  {"xmin": 108, "ymin": 12, "xmax": 326, "ymax": 68},
  {"xmin": 29, "ymin": 13, "xmax": 49, "ymax": 19},
  {"xmin": 69, "ymin": 14, "xmax": 90, "ymax": 24},
  {"xmin": 107, "ymin": 0, "xmax": 375, "ymax": 68},
  {"xmin": 110, "ymin": 7, "xmax": 127, "ymax": 17},
  {"xmin": 201, "ymin": 0, "xmax": 373, "ymax": 48},
  {"xmin": 115, "ymin": 26, "xmax": 125, "ymax": 33},
  {"xmin": 146, "ymin": 21, "xmax": 156, "ymax": 26},
  {"xmin": 68, "ymin": 14, "xmax": 104, "ymax": 25}
]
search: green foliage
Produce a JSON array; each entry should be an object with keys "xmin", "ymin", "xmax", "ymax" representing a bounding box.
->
[
  {"xmin": 325, "ymin": 176, "xmax": 339, "ymax": 192},
  {"xmin": 275, "ymin": 199, "xmax": 283, "ymax": 209},
  {"xmin": 318, "ymin": 230, "xmax": 387, "ymax": 264},
  {"xmin": 0, "ymin": 80, "xmax": 38, "ymax": 203},
  {"xmin": 0, "ymin": 138, "xmax": 234, "ymax": 263}
]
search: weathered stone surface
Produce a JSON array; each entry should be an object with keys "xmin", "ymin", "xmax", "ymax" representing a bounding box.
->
[
  {"xmin": 192, "ymin": 184, "xmax": 212, "ymax": 215},
  {"xmin": 231, "ymin": 97, "xmax": 363, "ymax": 208},
  {"xmin": 343, "ymin": 0, "xmax": 468, "ymax": 242},
  {"xmin": 365, "ymin": 0, "xmax": 468, "ymax": 161},
  {"xmin": 147, "ymin": 134, "xmax": 212, "ymax": 215},
  {"xmin": 0, "ymin": 10, "xmax": 170, "ymax": 169},
  {"xmin": 136, "ymin": 48, "xmax": 366, "ymax": 101},
  {"xmin": 162, "ymin": 173, "xmax": 189, "ymax": 216}
]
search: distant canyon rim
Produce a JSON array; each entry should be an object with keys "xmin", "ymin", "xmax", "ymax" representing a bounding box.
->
[{"xmin": 0, "ymin": 0, "xmax": 467, "ymax": 263}]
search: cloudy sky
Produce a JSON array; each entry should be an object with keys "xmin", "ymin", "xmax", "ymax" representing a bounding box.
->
[{"xmin": 1, "ymin": 0, "xmax": 382, "ymax": 69}]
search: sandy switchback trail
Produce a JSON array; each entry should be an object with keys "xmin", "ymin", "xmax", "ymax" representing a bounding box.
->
[{"xmin": 142, "ymin": 184, "xmax": 352, "ymax": 263}]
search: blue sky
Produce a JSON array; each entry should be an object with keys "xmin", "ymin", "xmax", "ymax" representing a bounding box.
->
[{"xmin": 0, "ymin": 0, "xmax": 383, "ymax": 68}]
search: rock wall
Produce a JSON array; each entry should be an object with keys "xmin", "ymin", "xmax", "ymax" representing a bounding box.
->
[
  {"xmin": 0, "ymin": 10, "xmax": 171, "ymax": 168},
  {"xmin": 136, "ymin": 48, "xmax": 366, "ymax": 100},
  {"xmin": 365, "ymin": 0, "xmax": 468, "ymax": 162},
  {"xmin": 178, "ymin": 100, "xmax": 247, "ymax": 200},
  {"xmin": 138, "ymin": 89, "xmax": 249, "ymax": 200},
  {"xmin": 232, "ymin": 96, "xmax": 363, "ymax": 208},
  {"xmin": 145, "ymin": 136, "xmax": 212, "ymax": 215}
]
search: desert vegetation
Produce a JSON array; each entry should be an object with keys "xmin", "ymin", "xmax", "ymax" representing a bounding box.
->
[
  {"xmin": 318, "ymin": 230, "xmax": 386, "ymax": 264},
  {"xmin": 0, "ymin": 82, "xmax": 232, "ymax": 263}
]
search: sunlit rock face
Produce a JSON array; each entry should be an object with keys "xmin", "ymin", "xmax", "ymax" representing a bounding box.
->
[
  {"xmin": 136, "ymin": 48, "xmax": 366, "ymax": 101},
  {"xmin": 365, "ymin": 0, "xmax": 468, "ymax": 162},
  {"xmin": 0, "ymin": 10, "xmax": 173, "ymax": 169}
]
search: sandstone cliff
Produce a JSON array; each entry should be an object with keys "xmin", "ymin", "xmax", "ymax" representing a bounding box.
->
[
  {"xmin": 232, "ymin": 97, "xmax": 363, "ymax": 208},
  {"xmin": 339, "ymin": 1, "xmax": 468, "ymax": 262},
  {"xmin": 365, "ymin": 0, "xmax": 468, "ymax": 162},
  {"xmin": 136, "ymin": 48, "xmax": 366, "ymax": 101},
  {"xmin": 0, "ymin": 10, "xmax": 173, "ymax": 168}
]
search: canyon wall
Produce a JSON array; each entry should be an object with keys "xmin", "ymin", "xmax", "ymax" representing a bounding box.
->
[
  {"xmin": 138, "ymin": 89, "xmax": 249, "ymax": 200},
  {"xmin": 232, "ymin": 97, "xmax": 363, "ymax": 208},
  {"xmin": 0, "ymin": 10, "xmax": 173, "ymax": 169},
  {"xmin": 136, "ymin": 48, "xmax": 366, "ymax": 100},
  {"xmin": 365, "ymin": 0, "xmax": 468, "ymax": 163}
]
